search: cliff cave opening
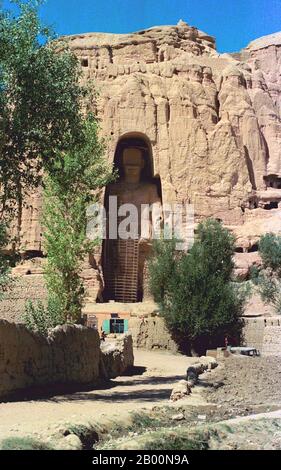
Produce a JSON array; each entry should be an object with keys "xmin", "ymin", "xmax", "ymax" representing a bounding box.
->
[
  {"xmin": 100, "ymin": 134, "xmax": 162, "ymax": 304},
  {"xmin": 264, "ymin": 175, "xmax": 281, "ymax": 189},
  {"xmin": 264, "ymin": 201, "xmax": 278, "ymax": 210}
]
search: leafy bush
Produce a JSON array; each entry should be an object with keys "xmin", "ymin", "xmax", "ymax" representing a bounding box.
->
[
  {"xmin": 148, "ymin": 219, "xmax": 245, "ymax": 354},
  {"xmin": 0, "ymin": 436, "xmax": 52, "ymax": 450},
  {"xmin": 0, "ymin": 222, "xmax": 11, "ymax": 299},
  {"xmin": 144, "ymin": 430, "xmax": 210, "ymax": 450},
  {"xmin": 148, "ymin": 237, "xmax": 180, "ymax": 306},
  {"xmin": 23, "ymin": 298, "xmax": 64, "ymax": 335},
  {"xmin": 259, "ymin": 233, "xmax": 281, "ymax": 274},
  {"xmin": 251, "ymin": 234, "xmax": 281, "ymax": 314}
]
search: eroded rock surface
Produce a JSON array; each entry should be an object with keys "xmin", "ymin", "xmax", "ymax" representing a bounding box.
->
[{"xmin": 7, "ymin": 21, "xmax": 281, "ymax": 288}]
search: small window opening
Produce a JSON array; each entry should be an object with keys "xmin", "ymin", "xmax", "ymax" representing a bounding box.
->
[
  {"xmin": 264, "ymin": 201, "xmax": 278, "ymax": 210},
  {"xmin": 248, "ymin": 244, "xmax": 259, "ymax": 253},
  {"xmin": 110, "ymin": 319, "xmax": 125, "ymax": 334},
  {"xmin": 81, "ymin": 58, "xmax": 89, "ymax": 67}
]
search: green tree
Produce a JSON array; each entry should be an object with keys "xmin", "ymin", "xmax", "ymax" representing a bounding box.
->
[
  {"xmin": 0, "ymin": 0, "xmax": 87, "ymax": 219},
  {"xmin": 0, "ymin": 220, "xmax": 10, "ymax": 298},
  {"xmin": 252, "ymin": 233, "xmax": 281, "ymax": 314},
  {"xmin": 42, "ymin": 116, "xmax": 114, "ymax": 323},
  {"xmin": 148, "ymin": 219, "xmax": 245, "ymax": 354},
  {"xmin": 259, "ymin": 233, "xmax": 281, "ymax": 275},
  {"xmin": 0, "ymin": 0, "xmax": 93, "ymax": 305}
]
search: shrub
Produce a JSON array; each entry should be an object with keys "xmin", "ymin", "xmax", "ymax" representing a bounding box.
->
[
  {"xmin": 259, "ymin": 233, "xmax": 281, "ymax": 274},
  {"xmin": 23, "ymin": 298, "xmax": 64, "ymax": 335},
  {"xmin": 0, "ymin": 221, "xmax": 11, "ymax": 299},
  {"xmin": 148, "ymin": 219, "xmax": 245, "ymax": 354},
  {"xmin": 0, "ymin": 436, "xmax": 52, "ymax": 450},
  {"xmin": 252, "ymin": 233, "xmax": 281, "ymax": 314}
]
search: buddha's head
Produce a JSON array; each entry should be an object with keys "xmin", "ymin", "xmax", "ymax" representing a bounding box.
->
[{"xmin": 122, "ymin": 148, "xmax": 144, "ymax": 184}]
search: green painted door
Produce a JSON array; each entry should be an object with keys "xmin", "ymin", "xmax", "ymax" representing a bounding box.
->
[{"xmin": 102, "ymin": 319, "xmax": 110, "ymax": 334}]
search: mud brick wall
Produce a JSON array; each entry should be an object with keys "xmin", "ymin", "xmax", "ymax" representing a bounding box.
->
[
  {"xmin": 129, "ymin": 317, "xmax": 179, "ymax": 353},
  {"xmin": 242, "ymin": 318, "xmax": 265, "ymax": 351},
  {"xmin": 0, "ymin": 321, "xmax": 101, "ymax": 398},
  {"xmin": 262, "ymin": 318, "xmax": 281, "ymax": 356},
  {"xmin": 243, "ymin": 317, "xmax": 281, "ymax": 356}
]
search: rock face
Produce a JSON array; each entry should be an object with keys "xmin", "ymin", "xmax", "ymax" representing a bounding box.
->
[{"xmin": 12, "ymin": 21, "xmax": 281, "ymax": 287}]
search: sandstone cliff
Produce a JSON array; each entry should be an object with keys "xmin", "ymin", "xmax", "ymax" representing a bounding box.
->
[{"xmin": 13, "ymin": 21, "xmax": 281, "ymax": 284}]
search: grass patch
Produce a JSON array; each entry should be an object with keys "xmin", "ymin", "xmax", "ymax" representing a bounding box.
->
[
  {"xmin": 97, "ymin": 426, "xmax": 211, "ymax": 451},
  {"xmin": 221, "ymin": 424, "xmax": 234, "ymax": 434},
  {"xmin": 108, "ymin": 411, "xmax": 170, "ymax": 440},
  {"xmin": 0, "ymin": 437, "xmax": 52, "ymax": 450},
  {"xmin": 144, "ymin": 430, "xmax": 210, "ymax": 450},
  {"xmin": 131, "ymin": 413, "xmax": 159, "ymax": 429}
]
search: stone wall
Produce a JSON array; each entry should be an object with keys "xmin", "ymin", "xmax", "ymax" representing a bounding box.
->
[
  {"xmin": 242, "ymin": 318, "xmax": 265, "ymax": 351},
  {"xmin": 262, "ymin": 318, "xmax": 281, "ymax": 356},
  {"xmin": 0, "ymin": 321, "xmax": 134, "ymax": 399},
  {"xmin": 243, "ymin": 316, "xmax": 281, "ymax": 355},
  {"xmin": 0, "ymin": 321, "xmax": 101, "ymax": 398},
  {"xmin": 130, "ymin": 315, "xmax": 281, "ymax": 356},
  {"xmin": 129, "ymin": 316, "xmax": 179, "ymax": 353}
]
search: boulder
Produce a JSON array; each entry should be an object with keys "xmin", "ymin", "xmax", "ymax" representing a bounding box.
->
[
  {"xmin": 186, "ymin": 356, "xmax": 218, "ymax": 386},
  {"xmin": 58, "ymin": 434, "xmax": 83, "ymax": 451}
]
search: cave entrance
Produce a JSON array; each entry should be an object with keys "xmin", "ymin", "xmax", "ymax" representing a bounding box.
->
[{"xmin": 101, "ymin": 134, "xmax": 162, "ymax": 303}]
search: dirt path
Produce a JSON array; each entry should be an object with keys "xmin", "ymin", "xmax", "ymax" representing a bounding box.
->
[{"xmin": 0, "ymin": 350, "xmax": 205, "ymax": 440}]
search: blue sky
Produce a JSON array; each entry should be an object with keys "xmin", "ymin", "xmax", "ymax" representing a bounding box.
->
[{"xmin": 2, "ymin": 0, "xmax": 281, "ymax": 52}]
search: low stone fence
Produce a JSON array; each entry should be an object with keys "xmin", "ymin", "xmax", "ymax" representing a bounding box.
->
[{"xmin": 0, "ymin": 320, "xmax": 134, "ymax": 399}]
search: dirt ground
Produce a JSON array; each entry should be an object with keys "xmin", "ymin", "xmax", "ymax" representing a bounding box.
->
[
  {"xmin": 204, "ymin": 355, "xmax": 281, "ymax": 417},
  {"xmin": 0, "ymin": 349, "xmax": 204, "ymax": 440},
  {"xmin": 0, "ymin": 349, "xmax": 281, "ymax": 449}
]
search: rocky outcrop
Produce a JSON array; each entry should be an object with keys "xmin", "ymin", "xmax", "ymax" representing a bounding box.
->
[
  {"xmin": 170, "ymin": 380, "xmax": 191, "ymax": 401},
  {"xmin": 234, "ymin": 252, "xmax": 262, "ymax": 280},
  {"xmin": 171, "ymin": 355, "xmax": 218, "ymax": 401}
]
